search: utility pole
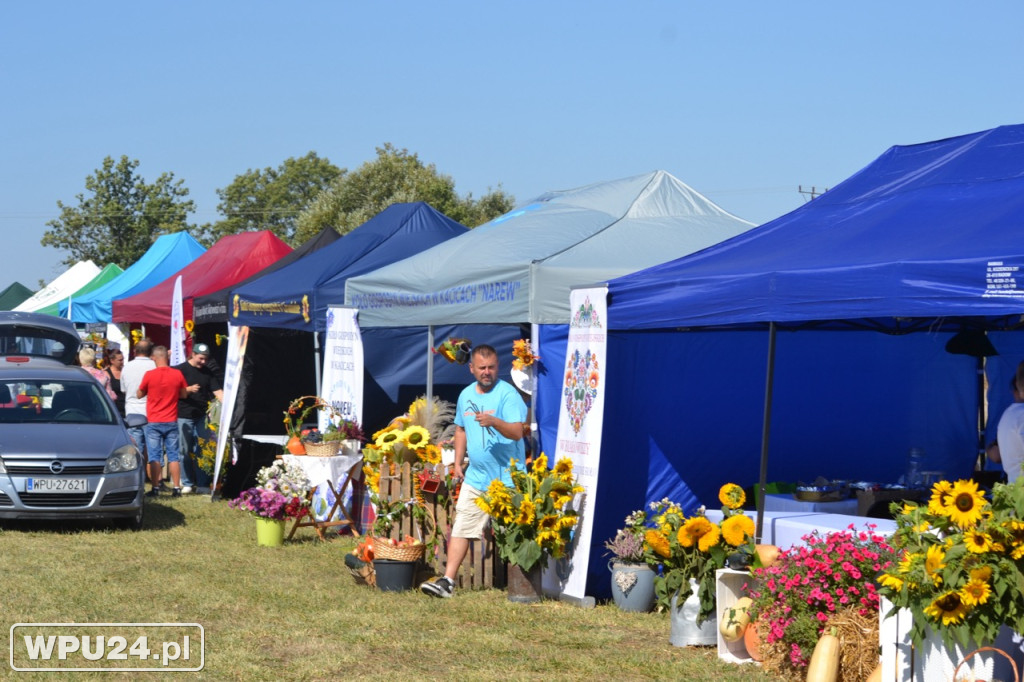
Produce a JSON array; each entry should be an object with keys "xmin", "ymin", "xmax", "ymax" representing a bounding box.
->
[{"xmin": 798, "ymin": 185, "xmax": 828, "ymax": 201}]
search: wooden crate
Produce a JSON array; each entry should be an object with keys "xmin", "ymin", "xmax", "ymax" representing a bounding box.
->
[{"xmin": 376, "ymin": 461, "xmax": 503, "ymax": 590}]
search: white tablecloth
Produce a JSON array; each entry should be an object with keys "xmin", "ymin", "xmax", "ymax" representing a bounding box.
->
[
  {"xmin": 764, "ymin": 492, "xmax": 859, "ymax": 516},
  {"xmin": 705, "ymin": 508, "xmax": 897, "ymax": 549},
  {"xmin": 281, "ymin": 453, "xmax": 362, "ymax": 488}
]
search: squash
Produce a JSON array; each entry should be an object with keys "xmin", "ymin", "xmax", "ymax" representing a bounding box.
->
[
  {"xmin": 719, "ymin": 597, "xmax": 753, "ymax": 642},
  {"xmin": 754, "ymin": 543, "xmax": 781, "ymax": 567},
  {"xmin": 865, "ymin": 663, "xmax": 881, "ymax": 682},
  {"xmin": 805, "ymin": 631, "xmax": 840, "ymax": 682},
  {"xmin": 743, "ymin": 620, "xmax": 762, "ymax": 661}
]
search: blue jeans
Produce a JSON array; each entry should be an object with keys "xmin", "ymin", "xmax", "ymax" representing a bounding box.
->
[
  {"xmin": 127, "ymin": 424, "xmax": 147, "ymax": 458},
  {"xmin": 144, "ymin": 422, "xmax": 180, "ymax": 464},
  {"xmin": 177, "ymin": 418, "xmax": 211, "ymax": 488}
]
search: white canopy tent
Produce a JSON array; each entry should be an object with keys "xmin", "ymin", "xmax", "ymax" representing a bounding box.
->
[{"xmin": 15, "ymin": 261, "xmax": 101, "ymax": 314}]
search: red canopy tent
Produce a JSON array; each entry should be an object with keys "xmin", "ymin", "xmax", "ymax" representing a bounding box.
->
[{"xmin": 112, "ymin": 231, "xmax": 292, "ymax": 325}]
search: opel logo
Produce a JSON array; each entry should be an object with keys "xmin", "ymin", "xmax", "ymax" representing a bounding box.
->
[{"xmin": 49, "ymin": 461, "xmax": 64, "ymax": 474}]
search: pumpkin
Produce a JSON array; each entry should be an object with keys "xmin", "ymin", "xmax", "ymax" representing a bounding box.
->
[
  {"xmin": 286, "ymin": 435, "xmax": 306, "ymax": 455},
  {"xmin": 355, "ymin": 537, "xmax": 375, "ymax": 562},
  {"xmin": 754, "ymin": 543, "xmax": 781, "ymax": 567},
  {"xmin": 806, "ymin": 631, "xmax": 840, "ymax": 682},
  {"xmin": 743, "ymin": 620, "xmax": 762, "ymax": 661},
  {"xmin": 865, "ymin": 664, "xmax": 882, "ymax": 682},
  {"xmin": 719, "ymin": 597, "xmax": 753, "ymax": 642}
]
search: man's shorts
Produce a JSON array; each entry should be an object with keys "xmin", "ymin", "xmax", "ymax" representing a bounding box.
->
[
  {"xmin": 450, "ymin": 484, "xmax": 490, "ymax": 539},
  {"xmin": 144, "ymin": 421, "xmax": 181, "ymax": 464}
]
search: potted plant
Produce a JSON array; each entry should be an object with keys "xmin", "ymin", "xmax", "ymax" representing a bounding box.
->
[
  {"xmin": 476, "ymin": 453, "xmax": 583, "ymax": 602},
  {"xmin": 641, "ymin": 484, "xmax": 756, "ymax": 646},
  {"xmin": 605, "ymin": 508, "xmax": 657, "ymax": 612},
  {"xmin": 875, "ymin": 476, "xmax": 1024, "ymax": 679},
  {"xmin": 229, "ymin": 461, "xmax": 312, "ymax": 546}
]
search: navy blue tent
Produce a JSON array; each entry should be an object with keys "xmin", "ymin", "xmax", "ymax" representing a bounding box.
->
[
  {"xmin": 556, "ymin": 125, "xmax": 1024, "ymax": 597},
  {"xmin": 230, "ymin": 203, "xmax": 467, "ymax": 332}
]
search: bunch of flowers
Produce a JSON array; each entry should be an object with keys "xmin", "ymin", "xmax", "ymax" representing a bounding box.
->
[
  {"xmin": 229, "ymin": 461, "xmax": 312, "ymax": 521},
  {"xmin": 876, "ymin": 476, "xmax": 1024, "ymax": 650},
  {"xmin": 642, "ymin": 484, "xmax": 755, "ymax": 621},
  {"xmin": 511, "ymin": 338, "xmax": 540, "ymax": 372},
  {"xmin": 605, "ymin": 507, "xmax": 656, "ymax": 565},
  {"xmin": 749, "ymin": 527, "xmax": 896, "ymax": 671},
  {"xmin": 283, "ymin": 395, "xmax": 330, "ymax": 439},
  {"xmin": 432, "ymin": 337, "xmax": 471, "ymax": 364},
  {"xmin": 476, "ymin": 453, "xmax": 583, "ymax": 572},
  {"xmin": 195, "ymin": 399, "xmax": 227, "ymax": 480},
  {"xmin": 362, "ymin": 397, "xmax": 455, "ymax": 545}
]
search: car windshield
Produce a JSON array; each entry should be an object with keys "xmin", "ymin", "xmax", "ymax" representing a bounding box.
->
[{"xmin": 0, "ymin": 379, "xmax": 118, "ymax": 425}]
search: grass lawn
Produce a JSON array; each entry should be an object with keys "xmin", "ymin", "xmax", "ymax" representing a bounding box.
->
[{"xmin": 0, "ymin": 495, "xmax": 783, "ymax": 681}]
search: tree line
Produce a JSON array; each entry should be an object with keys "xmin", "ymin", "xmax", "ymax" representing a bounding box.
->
[{"xmin": 41, "ymin": 144, "xmax": 515, "ymax": 268}]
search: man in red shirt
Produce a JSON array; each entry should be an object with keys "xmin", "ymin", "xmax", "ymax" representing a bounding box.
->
[{"xmin": 137, "ymin": 346, "xmax": 192, "ymax": 497}]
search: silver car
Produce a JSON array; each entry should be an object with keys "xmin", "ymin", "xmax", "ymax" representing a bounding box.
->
[{"xmin": 0, "ymin": 312, "xmax": 145, "ymax": 530}]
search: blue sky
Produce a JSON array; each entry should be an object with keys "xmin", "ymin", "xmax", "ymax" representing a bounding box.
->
[{"xmin": 2, "ymin": 2, "xmax": 1022, "ymax": 291}]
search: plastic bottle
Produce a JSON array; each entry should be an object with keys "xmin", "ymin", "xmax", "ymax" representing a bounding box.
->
[{"xmin": 906, "ymin": 447, "xmax": 926, "ymax": 489}]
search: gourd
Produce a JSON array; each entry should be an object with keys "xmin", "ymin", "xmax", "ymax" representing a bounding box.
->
[
  {"xmin": 719, "ymin": 597, "xmax": 752, "ymax": 642},
  {"xmin": 754, "ymin": 543, "xmax": 780, "ymax": 567},
  {"xmin": 805, "ymin": 630, "xmax": 839, "ymax": 682},
  {"xmin": 865, "ymin": 664, "xmax": 881, "ymax": 682}
]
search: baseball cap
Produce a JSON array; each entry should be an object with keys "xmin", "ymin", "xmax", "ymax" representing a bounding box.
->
[{"xmin": 193, "ymin": 343, "xmax": 211, "ymax": 356}]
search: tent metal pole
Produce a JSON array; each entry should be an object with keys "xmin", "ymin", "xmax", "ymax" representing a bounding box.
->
[
  {"xmin": 755, "ymin": 321, "xmax": 777, "ymax": 544},
  {"xmin": 427, "ymin": 325, "xmax": 435, "ymax": 405},
  {"xmin": 313, "ymin": 331, "xmax": 322, "ymax": 397}
]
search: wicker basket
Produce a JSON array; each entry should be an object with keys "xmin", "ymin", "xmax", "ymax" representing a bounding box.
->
[
  {"xmin": 372, "ymin": 538, "xmax": 426, "ymax": 562},
  {"xmin": 303, "ymin": 441, "xmax": 340, "ymax": 457}
]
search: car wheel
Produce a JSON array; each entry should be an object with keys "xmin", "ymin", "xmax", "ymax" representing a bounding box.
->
[{"xmin": 122, "ymin": 504, "xmax": 144, "ymax": 532}]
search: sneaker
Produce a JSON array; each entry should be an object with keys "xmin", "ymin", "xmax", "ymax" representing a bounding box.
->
[
  {"xmin": 420, "ymin": 576, "xmax": 455, "ymax": 598},
  {"xmin": 145, "ymin": 488, "xmax": 160, "ymax": 498},
  {"xmin": 180, "ymin": 486, "xmax": 194, "ymax": 494},
  {"xmin": 172, "ymin": 487, "xmax": 182, "ymax": 498}
]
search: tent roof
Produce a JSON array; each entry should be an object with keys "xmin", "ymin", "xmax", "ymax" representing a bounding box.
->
[
  {"xmin": 0, "ymin": 282, "xmax": 35, "ymax": 311},
  {"xmin": 345, "ymin": 171, "xmax": 755, "ymax": 326},
  {"xmin": 35, "ymin": 263, "xmax": 123, "ymax": 317},
  {"xmin": 607, "ymin": 125, "xmax": 1024, "ymax": 331},
  {"xmin": 14, "ymin": 261, "xmax": 100, "ymax": 313},
  {"xmin": 229, "ymin": 202, "xmax": 467, "ymax": 332},
  {"xmin": 60, "ymin": 232, "xmax": 207, "ymax": 323},
  {"xmin": 112, "ymin": 231, "xmax": 292, "ymax": 325},
  {"xmin": 192, "ymin": 226, "xmax": 341, "ymax": 324}
]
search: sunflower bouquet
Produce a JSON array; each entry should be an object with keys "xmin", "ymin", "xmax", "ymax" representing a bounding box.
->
[
  {"xmin": 511, "ymin": 339, "xmax": 540, "ymax": 372},
  {"xmin": 642, "ymin": 484, "xmax": 755, "ymax": 621},
  {"xmin": 876, "ymin": 476, "xmax": 1024, "ymax": 650},
  {"xmin": 476, "ymin": 453, "xmax": 583, "ymax": 572}
]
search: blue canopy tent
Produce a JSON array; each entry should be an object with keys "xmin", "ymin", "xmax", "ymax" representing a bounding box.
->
[
  {"xmin": 59, "ymin": 232, "xmax": 206, "ymax": 323},
  {"xmin": 581, "ymin": 124, "xmax": 1024, "ymax": 596}
]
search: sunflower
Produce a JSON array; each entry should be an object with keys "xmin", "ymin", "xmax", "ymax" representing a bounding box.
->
[
  {"xmin": 721, "ymin": 514, "xmax": 755, "ymax": 546},
  {"xmin": 897, "ymin": 551, "xmax": 918, "ymax": 574},
  {"xmin": 698, "ymin": 523, "xmax": 721, "ymax": 552},
  {"xmin": 513, "ymin": 498, "xmax": 536, "ymax": 526},
  {"xmin": 718, "ymin": 483, "xmax": 746, "ymax": 509},
  {"xmin": 374, "ymin": 429, "xmax": 401, "ymax": 451},
  {"xmin": 645, "ymin": 529, "xmax": 671, "ymax": 558},
  {"xmin": 678, "ymin": 516, "xmax": 715, "ymax": 548},
  {"xmin": 960, "ymin": 579, "xmax": 992, "ymax": 607},
  {"xmin": 419, "ymin": 443, "xmax": 442, "ymax": 464},
  {"xmin": 925, "ymin": 545, "xmax": 947, "ymax": 584},
  {"xmin": 969, "ymin": 565, "xmax": 993, "ymax": 583},
  {"xmin": 400, "ymin": 425, "xmax": 431, "ymax": 449},
  {"xmin": 553, "ymin": 457, "xmax": 574, "ymax": 480},
  {"xmin": 362, "ymin": 465, "xmax": 380, "ymax": 493},
  {"xmin": 944, "ymin": 479, "xmax": 986, "ymax": 528},
  {"xmin": 878, "ymin": 572, "xmax": 904, "ymax": 591},
  {"xmin": 924, "ymin": 590, "xmax": 971, "ymax": 626},
  {"xmin": 928, "ymin": 480, "xmax": 954, "ymax": 515},
  {"xmin": 964, "ymin": 529, "xmax": 995, "ymax": 554}
]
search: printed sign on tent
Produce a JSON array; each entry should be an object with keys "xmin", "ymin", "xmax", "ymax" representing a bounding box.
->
[
  {"xmin": 170, "ymin": 275, "xmax": 185, "ymax": 365},
  {"xmin": 551, "ymin": 286, "xmax": 608, "ymax": 602},
  {"xmin": 320, "ymin": 307, "xmax": 363, "ymax": 431}
]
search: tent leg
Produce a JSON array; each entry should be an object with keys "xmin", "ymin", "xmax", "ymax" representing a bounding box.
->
[
  {"xmin": 426, "ymin": 325, "xmax": 434, "ymax": 405},
  {"xmin": 755, "ymin": 322, "xmax": 777, "ymax": 544},
  {"xmin": 314, "ymin": 331, "xmax": 322, "ymax": 397}
]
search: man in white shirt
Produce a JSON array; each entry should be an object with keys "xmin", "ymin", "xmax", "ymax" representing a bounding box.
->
[{"xmin": 121, "ymin": 338, "xmax": 156, "ymax": 457}]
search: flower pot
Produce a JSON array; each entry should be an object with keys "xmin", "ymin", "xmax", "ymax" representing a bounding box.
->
[
  {"xmin": 373, "ymin": 559, "xmax": 417, "ymax": 592},
  {"xmin": 255, "ymin": 518, "xmax": 285, "ymax": 547},
  {"xmin": 506, "ymin": 563, "xmax": 543, "ymax": 603},
  {"xmin": 286, "ymin": 436, "xmax": 306, "ymax": 455},
  {"xmin": 609, "ymin": 561, "xmax": 656, "ymax": 612},
  {"xmin": 670, "ymin": 578, "xmax": 717, "ymax": 647},
  {"xmin": 341, "ymin": 439, "xmax": 361, "ymax": 457}
]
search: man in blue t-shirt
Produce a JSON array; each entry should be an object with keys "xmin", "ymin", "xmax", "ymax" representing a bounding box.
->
[{"xmin": 421, "ymin": 344, "xmax": 527, "ymax": 598}]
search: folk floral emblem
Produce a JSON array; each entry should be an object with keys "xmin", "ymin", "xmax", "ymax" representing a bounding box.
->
[
  {"xmin": 563, "ymin": 349, "xmax": 599, "ymax": 435},
  {"xmin": 571, "ymin": 297, "xmax": 603, "ymax": 329}
]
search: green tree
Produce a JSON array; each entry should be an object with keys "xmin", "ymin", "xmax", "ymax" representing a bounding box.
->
[
  {"xmin": 294, "ymin": 144, "xmax": 514, "ymax": 242},
  {"xmin": 197, "ymin": 151, "xmax": 343, "ymax": 246},
  {"xmin": 41, "ymin": 155, "xmax": 195, "ymax": 268}
]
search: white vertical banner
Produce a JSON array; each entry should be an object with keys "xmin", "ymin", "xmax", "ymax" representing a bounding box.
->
[
  {"xmin": 320, "ymin": 306, "xmax": 363, "ymax": 430},
  {"xmin": 212, "ymin": 324, "xmax": 249, "ymax": 494},
  {"xmin": 170, "ymin": 275, "xmax": 185, "ymax": 365},
  {"xmin": 66, "ymin": 297, "xmax": 73, "ymax": 320},
  {"xmin": 551, "ymin": 286, "xmax": 608, "ymax": 602}
]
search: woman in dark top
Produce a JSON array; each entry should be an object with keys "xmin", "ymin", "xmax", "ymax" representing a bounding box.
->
[{"xmin": 105, "ymin": 348, "xmax": 126, "ymax": 416}]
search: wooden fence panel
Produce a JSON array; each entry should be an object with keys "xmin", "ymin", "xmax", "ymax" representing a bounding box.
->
[{"xmin": 376, "ymin": 461, "xmax": 503, "ymax": 590}]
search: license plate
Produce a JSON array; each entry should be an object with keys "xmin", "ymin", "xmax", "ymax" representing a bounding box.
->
[{"xmin": 26, "ymin": 478, "xmax": 89, "ymax": 493}]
